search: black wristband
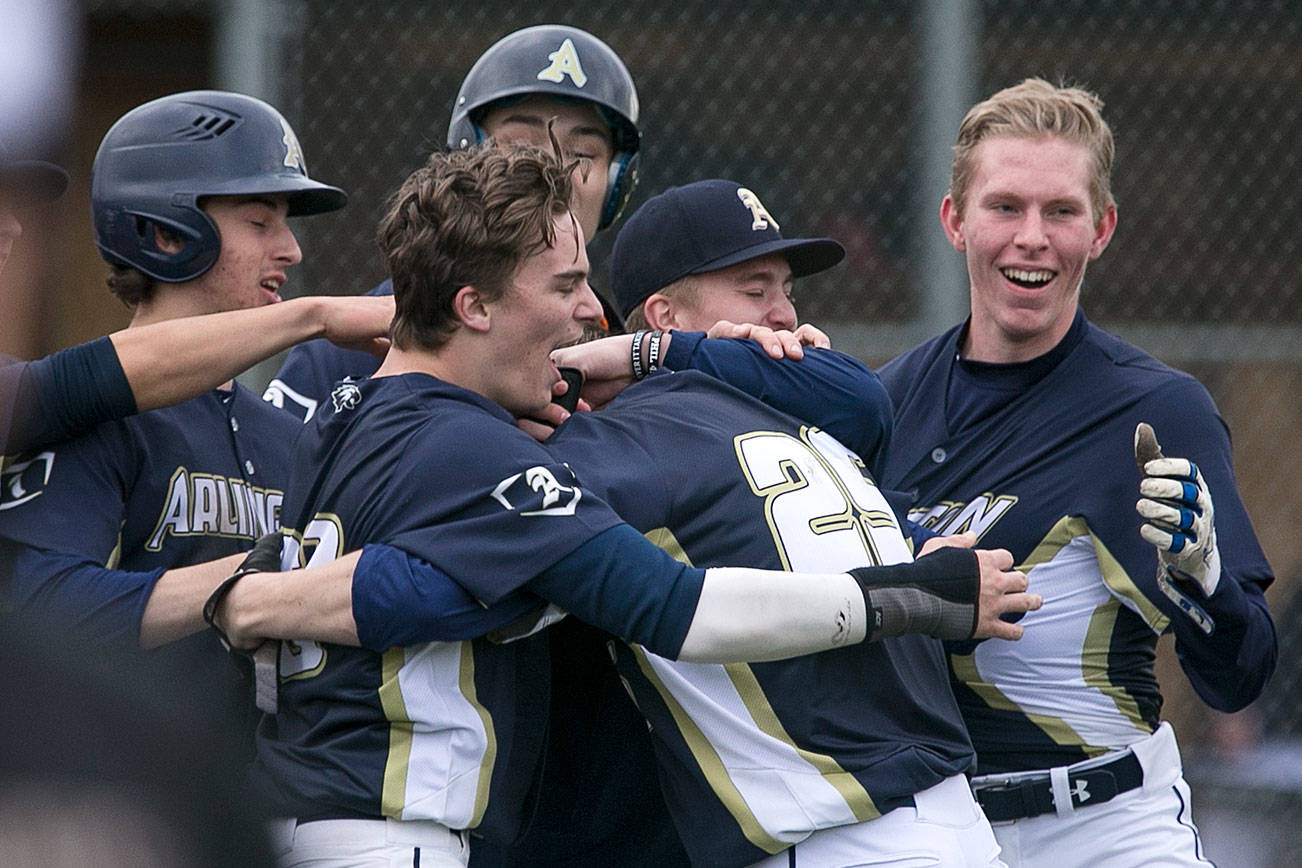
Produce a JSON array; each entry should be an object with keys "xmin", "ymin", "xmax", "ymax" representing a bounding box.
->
[
  {"xmin": 631, "ymin": 329, "xmax": 649, "ymax": 380},
  {"xmin": 647, "ymin": 330, "xmax": 664, "ymax": 373},
  {"xmin": 847, "ymin": 547, "xmax": 980, "ymax": 641},
  {"xmin": 202, "ymin": 567, "xmax": 260, "ymax": 653}
]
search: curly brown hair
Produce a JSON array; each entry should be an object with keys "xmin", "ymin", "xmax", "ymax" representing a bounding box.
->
[{"xmin": 377, "ymin": 141, "xmax": 577, "ymax": 351}]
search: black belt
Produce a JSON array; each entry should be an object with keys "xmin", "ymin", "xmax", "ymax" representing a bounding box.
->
[
  {"xmin": 295, "ymin": 811, "xmax": 384, "ymax": 825},
  {"xmin": 972, "ymin": 751, "xmax": 1143, "ymax": 822}
]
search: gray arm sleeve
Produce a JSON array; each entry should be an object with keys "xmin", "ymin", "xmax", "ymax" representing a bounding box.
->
[{"xmin": 849, "ymin": 547, "xmax": 981, "ymax": 641}]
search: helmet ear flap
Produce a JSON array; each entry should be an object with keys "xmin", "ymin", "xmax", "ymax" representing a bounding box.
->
[
  {"xmin": 98, "ymin": 204, "xmax": 221, "ymax": 283},
  {"xmin": 599, "ymin": 150, "xmax": 639, "ymax": 231}
]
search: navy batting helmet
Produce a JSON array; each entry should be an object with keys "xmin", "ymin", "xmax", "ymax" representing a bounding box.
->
[
  {"xmin": 91, "ymin": 90, "xmax": 347, "ymax": 283},
  {"xmin": 447, "ymin": 25, "xmax": 640, "ymax": 231}
]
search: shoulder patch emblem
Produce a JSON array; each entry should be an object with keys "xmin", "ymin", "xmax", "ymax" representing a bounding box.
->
[
  {"xmin": 736, "ymin": 187, "xmax": 780, "ymax": 231},
  {"xmin": 537, "ymin": 37, "xmax": 588, "ymax": 88},
  {"xmin": 0, "ymin": 451, "xmax": 54, "ymax": 510},
  {"xmin": 330, "ymin": 382, "xmax": 362, "ymax": 413},
  {"xmin": 492, "ymin": 463, "xmax": 582, "ymax": 516}
]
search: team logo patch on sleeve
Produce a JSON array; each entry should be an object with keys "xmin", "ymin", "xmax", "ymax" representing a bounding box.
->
[
  {"xmin": 330, "ymin": 382, "xmax": 363, "ymax": 413},
  {"xmin": 491, "ymin": 463, "xmax": 582, "ymax": 516},
  {"xmin": 0, "ymin": 451, "xmax": 54, "ymax": 510}
]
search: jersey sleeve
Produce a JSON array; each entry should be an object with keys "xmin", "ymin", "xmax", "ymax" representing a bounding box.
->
[
  {"xmin": 2, "ymin": 542, "xmax": 164, "ymax": 646},
  {"xmin": 2, "ymin": 337, "xmax": 137, "ymax": 454},
  {"xmin": 660, "ymin": 331, "xmax": 894, "ymax": 476},
  {"xmin": 0, "ymin": 424, "xmax": 162, "ymax": 645},
  {"xmin": 351, "ymin": 543, "xmax": 550, "ymax": 651},
  {"xmin": 0, "ymin": 423, "xmax": 134, "ymax": 557},
  {"xmin": 1128, "ymin": 378, "xmax": 1276, "ymax": 710},
  {"xmin": 525, "ymin": 524, "xmax": 706, "ymax": 658},
  {"xmin": 380, "ymin": 416, "xmax": 625, "ymax": 605},
  {"xmin": 263, "ymin": 280, "xmax": 393, "ymax": 423}
]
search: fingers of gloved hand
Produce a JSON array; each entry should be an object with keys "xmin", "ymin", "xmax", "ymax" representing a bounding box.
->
[
  {"xmin": 1138, "ymin": 475, "xmax": 1202, "ymax": 503},
  {"xmin": 1139, "ymin": 456, "xmax": 1197, "ymax": 480},
  {"xmin": 1136, "ymin": 497, "xmax": 1199, "ymax": 533},
  {"xmin": 1134, "ymin": 422, "xmax": 1164, "ymax": 470},
  {"xmin": 1138, "ymin": 521, "xmax": 1193, "ymax": 554}
]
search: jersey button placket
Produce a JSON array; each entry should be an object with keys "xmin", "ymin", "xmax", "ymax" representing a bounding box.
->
[{"xmin": 931, "ymin": 447, "xmax": 947, "ymax": 464}]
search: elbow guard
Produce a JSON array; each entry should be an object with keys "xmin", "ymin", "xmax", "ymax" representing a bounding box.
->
[{"xmin": 848, "ymin": 547, "xmax": 980, "ymax": 641}]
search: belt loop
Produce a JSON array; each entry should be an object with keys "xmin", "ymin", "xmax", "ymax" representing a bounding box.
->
[{"xmin": 1049, "ymin": 766, "xmax": 1074, "ymax": 819}]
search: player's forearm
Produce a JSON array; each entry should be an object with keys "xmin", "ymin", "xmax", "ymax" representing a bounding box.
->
[
  {"xmin": 221, "ymin": 550, "xmax": 361, "ymax": 647},
  {"xmin": 139, "ymin": 553, "xmax": 246, "ymax": 648},
  {"xmin": 111, "ymin": 296, "xmax": 386, "ymax": 412},
  {"xmin": 1173, "ymin": 577, "xmax": 1277, "ymax": 711}
]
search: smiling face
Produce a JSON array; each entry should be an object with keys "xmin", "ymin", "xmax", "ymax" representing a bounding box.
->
[
  {"xmin": 656, "ymin": 253, "xmax": 797, "ymax": 332},
  {"xmin": 480, "ymin": 213, "xmax": 603, "ymax": 417},
  {"xmin": 480, "ymin": 95, "xmax": 614, "ymax": 242},
  {"xmin": 942, "ymin": 135, "xmax": 1116, "ymax": 363},
  {"xmin": 184, "ymin": 194, "xmax": 302, "ymax": 314}
]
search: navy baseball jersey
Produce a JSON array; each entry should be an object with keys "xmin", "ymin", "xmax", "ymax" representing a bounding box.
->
[
  {"xmin": 263, "ymin": 280, "xmax": 390, "ymax": 421},
  {"xmin": 0, "ymin": 384, "xmax": 294, "ymax": 684},
  {"xmin": 543, "ymin": 370, "xmax": 974, "ymax": 867},
  {"xmin": 879, "ymin": 310, "xmax": 1275, "ymax": 774},
  {"xmin": 252, "ymin": 372, "xmax": 631, "ymax": 839}
]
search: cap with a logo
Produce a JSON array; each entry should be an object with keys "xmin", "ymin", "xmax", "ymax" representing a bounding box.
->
[{"xmin": 610, "ymin": 179, "xmax": 844, "ymax": 319}]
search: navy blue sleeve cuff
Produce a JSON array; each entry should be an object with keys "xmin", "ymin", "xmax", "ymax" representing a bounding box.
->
[
  {"xmin": 527, "ymin": 524, "xmax": 706, "ymax": 657},
  {"xmin": 8, "ymin": 337, "xmax": 136, "ymax": 453},
  {"xmin": 353, "ymin": 544, "xmax": 549, "ymax": 651}
]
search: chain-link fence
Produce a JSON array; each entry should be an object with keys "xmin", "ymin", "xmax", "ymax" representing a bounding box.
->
[{"xmin": 79, "ymin": 2, "xmax": 1302, "ymax": 864}]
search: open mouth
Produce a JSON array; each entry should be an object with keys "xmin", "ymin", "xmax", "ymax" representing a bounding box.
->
[
  {"xmin": 1000, "ymin": 267, "xmax": 1054, "ymax": 289},
  {"xmin": 260, "ymin": 277, "xmax": 284, "ymax": 301}
]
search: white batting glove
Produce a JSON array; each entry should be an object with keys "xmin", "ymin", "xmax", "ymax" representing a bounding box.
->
[{"xmin": 1134, "ymin": 423, "xmax": 1222, "ymax": 597}]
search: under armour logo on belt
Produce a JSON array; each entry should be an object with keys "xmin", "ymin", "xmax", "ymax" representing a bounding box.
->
[{"xmin": 1070, "ymin": 779, "xmax": 1091, "ymax": 804}]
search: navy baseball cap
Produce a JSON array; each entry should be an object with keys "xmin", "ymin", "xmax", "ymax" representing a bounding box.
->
[
  {"xmin": 0, "ymin": 157, "xmax": 68, "ymax": 205},
  {"xmin": 611, "ymin": 179, "xmax": 844, "ymax": 319}
]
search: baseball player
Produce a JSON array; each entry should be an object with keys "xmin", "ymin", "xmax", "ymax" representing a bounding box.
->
[
  {"xmin": 0, "ymin": 143, "xmax": 390, "ymax": 456},
  {"xmin": 234, "ymin": 143, "xmax": 1033, "ymax": 868},
  {"xmin": 259, "ymin": 25, "xmax": 661, "ymax": 866},
  {"xmin": 0, "ymin": 92, "xmax": 345, "ymax": 720},
  {"xmin": 877, "ymin": 79, "xmax": 1276, "ymax": 867},
  {"xmin": 265, "ymin": 24, "xmax": 639, "ymax": 423}
]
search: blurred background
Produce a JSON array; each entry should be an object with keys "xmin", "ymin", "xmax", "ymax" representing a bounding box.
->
[{"xmin": 4, "ymin": 1, "xmax": 1299, "ymax": 863}]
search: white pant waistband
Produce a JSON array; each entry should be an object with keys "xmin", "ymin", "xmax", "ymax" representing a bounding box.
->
[{"xmin": 267, "ymin": 816, "xmax": 466, "ymax": 853}]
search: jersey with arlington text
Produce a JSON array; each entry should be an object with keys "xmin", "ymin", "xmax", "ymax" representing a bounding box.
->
[
  {"xmin": 252, "ymin": 372, "xmax": 623, "ymax": 840},
  {"xmin": 0, "ymin": 385, "xmax": 295, "ymax": 689},
  {"xmin": 547, "ymin": 370, "xmax": 974, "ymax": 868},
  {"xmin": 879, "ymin": 311, "xmax": 1275, "ymax": 775}
]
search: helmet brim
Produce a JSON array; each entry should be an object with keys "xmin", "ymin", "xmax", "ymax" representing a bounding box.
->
[
  {"xmin": 192, "ymin": 173, "xmax": 348, "ymax": 217},
  {"xmin": 0, "ymin": 160, "xmax": 69, "ymax": 205}
]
